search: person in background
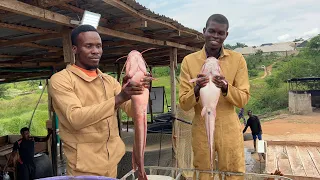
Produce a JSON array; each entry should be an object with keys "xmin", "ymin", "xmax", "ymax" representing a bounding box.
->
[
  {"xmin": 238, "ymin": 108, "xmax": 246, "ymax": 125},
  {"xmin": 4, "ymin": 127, "xmax": 52, "ymax": 180},
  {"xmin": 243, "ymin": 110, "xmax": 263, "ymax": 153}
]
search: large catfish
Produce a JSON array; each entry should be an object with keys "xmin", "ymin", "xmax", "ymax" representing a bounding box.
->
[
  {"xmin": 117, "ymin": 49, "xmax": 154, "ymax": 180},
  {"xmin": 189, "ymin": 57, "xmax": 226, "ymax": 174}
]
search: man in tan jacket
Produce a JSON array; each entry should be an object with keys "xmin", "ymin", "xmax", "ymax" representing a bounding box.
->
[
  {"xmin": 49, "ymin": 25, "xmax": 152, "ymax": 177},
  {"xmin": 179, "ymin": 14, "xmax": 250, "ymax": 180}
]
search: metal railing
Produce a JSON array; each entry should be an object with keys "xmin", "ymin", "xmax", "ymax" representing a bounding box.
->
[{"xmin": 120, "ymin": 166, "xmax": 292, "ymax": 180}]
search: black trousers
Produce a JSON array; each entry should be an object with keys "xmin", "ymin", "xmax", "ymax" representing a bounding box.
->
[{"xmin": 17, "ymin": 163, "xmax": 35, "ymax": 180}]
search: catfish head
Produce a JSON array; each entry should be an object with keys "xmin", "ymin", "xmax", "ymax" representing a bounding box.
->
[
  {"xmin": 126, "ymin": 50, "xmax": 147, "ymax": 77},
  {"xmin": 201, "ymin": 57, "xmax": 222, "ymax": 77}
]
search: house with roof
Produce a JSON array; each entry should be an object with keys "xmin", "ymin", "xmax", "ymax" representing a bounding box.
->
[{"xmin": 234, "ymin": 41, "xmax": 299, "ymax": 57}]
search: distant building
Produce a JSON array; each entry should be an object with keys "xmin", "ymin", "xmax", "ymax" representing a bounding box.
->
[{"xmin": 234, "ymin": 41, "xmax": 300, "ymax": 57}]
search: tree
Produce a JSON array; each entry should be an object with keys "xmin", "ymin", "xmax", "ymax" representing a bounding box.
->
[
  {"xmin": 293, "ymin": 38, "xmax": 304, "ymax": 42},
  {"xmin": 224, "ymin": 42, "xmax": 248, "ymax": 50},
  {"xmin": 307, "ymin": 34, "xmax": 320, "ymax": 56},
  {"xmin": 235, "ymin": 42, "xmax": 248, "ymax": 48},
  {"xmin": 0, "ymin": 84, "xmax": 8, "ymax": 97}
]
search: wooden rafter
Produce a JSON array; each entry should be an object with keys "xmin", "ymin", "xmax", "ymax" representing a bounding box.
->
[
  {"xmin": 0, "ymin": 22, "xmax": 57, "ymax": 34},
  {"xmin": 0, "ymin": 33, "xmax": 62, "ymax": 47},
  {"xmin": 37, "ymin": 0, "xmax": 74, "ymax": 8},
  {"xmin": 0, "ymin": 51, "xmax": 63, "ymax": 64},
  {"xmin": 0, "ymin": 60, "xmax": 64, "ymax": 68},
  {"xmin": 0, "ymin": 54, "xmax": 26, "ymax": 58},
  {"xmin": 110, "ymin": 20, "xmax": 147, "ymax": 30},
  {"xmin": 0, "ymin": 0, "xmax": 200, "ymax": 51},
  {"xmin": 103, "ymin": 40, "xmax": 134, "ymax": 47},
  {"xmin": 102, "ymin": 0, "xmax": 202, "ymax": 39},
  {"xmin": 19, "ymin": 42, "xmax": 61, "ymax": 51}
]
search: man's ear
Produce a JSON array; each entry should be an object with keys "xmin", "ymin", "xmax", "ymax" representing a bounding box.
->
[
  {"xmin": 226, "ymin": 31, "xmax": 229, "ymax": 38},
  {"xmin": 203, "ymin": 27, "xmax": 206, "ymax": 35},
  {"xmin": 72, "ymin": 45, "xmax": 77, "ymax": 54}
]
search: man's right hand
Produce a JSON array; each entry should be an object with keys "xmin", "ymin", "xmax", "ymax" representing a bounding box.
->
[
  {"xmin": 194, "ymin": 74, "xmax": 209, "ymax": 98},
  {"xmin": 115, "ymin": 78, "xmax": 145, "ymax": 109}
]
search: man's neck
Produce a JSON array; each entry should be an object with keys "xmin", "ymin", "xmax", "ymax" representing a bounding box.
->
[
  {"xmin": 205, "ymin": 46, "xmax": 222, "ymax": 59},
  {"xmin": 73, "ymin": 64, "xmax": 98, "ymax": 77}
]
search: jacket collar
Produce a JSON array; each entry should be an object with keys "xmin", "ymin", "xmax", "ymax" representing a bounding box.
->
[
  {"xmin": 66, "ymin": 64, "xmax": 106, "ymax": 82},
  {"xmin": 199, "ymin": 44, "xmax": 230, "ymax": 60}
]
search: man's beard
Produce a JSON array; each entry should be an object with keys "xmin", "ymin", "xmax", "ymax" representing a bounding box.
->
[{"xmin": 85, "ymin": 64, "xmax": 99, "ymax": 70}]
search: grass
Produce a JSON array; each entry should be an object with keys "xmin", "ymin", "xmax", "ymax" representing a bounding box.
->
[{"xmin": 0, "ymin": 89, "xmax": 49, "ymax": 136}]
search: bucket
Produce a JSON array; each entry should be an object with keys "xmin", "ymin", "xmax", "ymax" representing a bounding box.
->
[
  {"xmin": 38, "ymin": 176, "xmax": 117, "ymax": 180},
  {"xmin": 136, "ymin": 175, "xmax": 174, "ymax": 180}
]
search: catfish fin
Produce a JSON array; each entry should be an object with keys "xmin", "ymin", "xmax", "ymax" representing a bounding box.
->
[{"xmin": 201, "ymin": 107, "xmax": 207, "ymax": 117}]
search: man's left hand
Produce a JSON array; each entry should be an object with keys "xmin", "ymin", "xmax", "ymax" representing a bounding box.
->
[
  {"xmin": 140, "ymin": 72, "xmax": 153, "ymax": 89},
  {"xmin": 212, "ymin": 75, "xmax": 228, "ymax": 93}
]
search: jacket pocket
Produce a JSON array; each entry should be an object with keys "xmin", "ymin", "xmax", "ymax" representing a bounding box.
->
[{"xmin": 75, "ymin": 142, "xmax": 109, "ymax": 175}]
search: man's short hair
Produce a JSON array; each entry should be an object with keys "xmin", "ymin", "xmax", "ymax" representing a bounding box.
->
[
  {"xmin": 71, "ymin": 25, "xmax": 98, "ymax": 46},
  {"xmin": 206, "ymin": 14, "xmax": 229, "ymax": 30},
  {"xmin": 248, "ymin": 110, "xmax": 252, "ymax": 113},
  {"xmin": 20, "ymin": 127, "xmax": 29, "ymax": 134}
]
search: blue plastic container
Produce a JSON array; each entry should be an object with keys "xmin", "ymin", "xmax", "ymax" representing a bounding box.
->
[{"xmin": 38, "ymin": 176, "xmax": 117, "ymax": 180}]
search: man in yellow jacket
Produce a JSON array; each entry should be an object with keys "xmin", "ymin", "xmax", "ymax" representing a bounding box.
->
[
  {"xmin": 49, "ymin": 25, "xmax": 152, "ymax": 177},
  {"xmin": 179, "ymin": 14, "xmax": 250, "ymax": 180}
]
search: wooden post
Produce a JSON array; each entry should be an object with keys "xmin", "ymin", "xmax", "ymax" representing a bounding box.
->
[
  {"xmin": 170, "ymin": 47, "xmax": 178, "ymax": 171},
  {"xmin": 170, "ymin": 48, "xmax": 177, "ymax": 115},
  {"xmin": 46, "ymin": 79, "xmax": 52, "ymax": 160},
  {"xmin": 62, "ymin": 27, "xmax": 75, "ymax": 65},
  {"xmin": 116, "ymin": 63, "xmax": 122, "ymax": 137},
  {"xmin": 148, "ymin": 66, "xmax": 153, "ymax": 123},
  {"xmin": 47, "ymin": 73, "xmax": 58, "ymax": 176}
]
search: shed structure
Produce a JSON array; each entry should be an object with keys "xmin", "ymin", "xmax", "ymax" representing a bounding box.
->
[{"xmin": 0, "ymin": 0, "xmax": 205, "ymax": 177}]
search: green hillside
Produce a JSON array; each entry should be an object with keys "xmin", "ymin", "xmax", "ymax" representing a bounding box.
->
[{"xmin": 1, "ymin": 35, "xmax": 319, "ymax": 136}]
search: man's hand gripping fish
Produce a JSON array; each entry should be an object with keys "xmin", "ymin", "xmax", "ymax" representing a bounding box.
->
[
  {"xmin": 117, "ymin": 49, "xmax": 155, "ymax": 180},
  {"xmin": 189, "ymin": 57, "xmax": 226, "ymax": 175}
]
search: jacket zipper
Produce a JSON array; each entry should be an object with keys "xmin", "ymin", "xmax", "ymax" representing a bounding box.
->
[{"xmin": 98, "ymin": 74, "xmax": 110, "ymax": 159}]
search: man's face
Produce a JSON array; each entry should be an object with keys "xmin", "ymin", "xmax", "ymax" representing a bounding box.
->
[
  {"xmin": 248, "ymin": 111, "xmax": 252, "ymax": 117},
  {"xmin": 203, "ymin": 21, "xmax": 228, "ymax": 50},
  {"xmin": 22, "ymin": 131, "xmax": 30, "ymax": 139},
  {"xmin": 72, "ymin": 31, "xmax": 103, "ymax": 70}
]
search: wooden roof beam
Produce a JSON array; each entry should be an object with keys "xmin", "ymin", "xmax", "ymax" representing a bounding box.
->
[
  {"xmin": 0, "ymin": 60, "xmax": 64, "ymax": 68},
  {"xmin": 0, "ymin": 51, "xmax": 63, "ymax": 64},
  {"xmin": 0, "ymin": 33, "xmax": 62, "ymax": 47},
  {"xmin": 103, "ymin": 40, "xmax": 134, "ymax": 47},
  {"xmin": 0, "ymin": 22, "xmax": 57, "ymax": 34},
  {"xmin": 102, "ymin": 0, "xmax": 201, "ymax": 38},
  {"xmin": 0, "ymin": 0, "xmax": 200, "ymax": 51},
  {"xmin": 19, "ymin": 42, "xmax": 61, "ymax": 52},
  {"xmin": 110, "ymin": 20, "xmax": 147, "ymax": 30}
]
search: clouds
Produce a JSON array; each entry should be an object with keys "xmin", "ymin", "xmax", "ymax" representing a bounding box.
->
[{"xmin": 136, "ymin": 0, "xmax": 320, "ymax": 46}]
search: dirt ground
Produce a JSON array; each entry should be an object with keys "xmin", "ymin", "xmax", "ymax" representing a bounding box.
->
[
  {"xmin": 243, "ymin": 109, "xmax": 320, "ymax": 174},
  {"xmin": 243, "ymin": 109, "xmax": 320, "ymax": 144}
]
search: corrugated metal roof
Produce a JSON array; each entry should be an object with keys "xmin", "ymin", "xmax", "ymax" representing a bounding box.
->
[
  {"xmin": 234, "ymin": 47, "xmax": 256, "ymax": 55},
  {"xmin": 234, "ymin": 42, "xmax": 296, "ymax": 55},
  {"xmin": 0, "ymin": 0, "xmax": 204, "ymax": 83}
]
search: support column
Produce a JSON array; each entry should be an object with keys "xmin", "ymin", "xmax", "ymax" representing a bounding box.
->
[
  {"xmin": 48, "ymin": 71, "xmax": 58, "ymax": 176},
  {"xmin": 148, "ymin": 66, "xmax": 153, "ymax": 123},
  {"xmin": 116, "ymin": 63, "xmax": 122, "ymax": 137},
  {"xmin": 170, "ymin": 47, "xmax": 178, "ymax": 170},
  {"xmin": 170, "ymin": 48, "xmax": 177, "ymax": 116},
  {"xmin": 62, "ymin": 27, "xmax": 75, "ymax": 65}
]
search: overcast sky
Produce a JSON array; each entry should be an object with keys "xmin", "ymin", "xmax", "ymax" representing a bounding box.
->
[{"xmin": 136, "ymin": 0, "xmax": 319, "ymax": 46}]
